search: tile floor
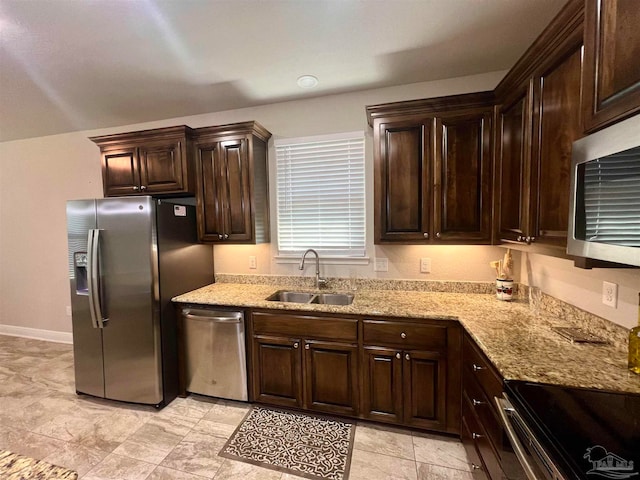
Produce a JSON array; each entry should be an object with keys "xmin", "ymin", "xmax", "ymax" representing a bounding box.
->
[{"xmin": 0, "ymin": 334, "xmax": 473, "ymax": 479}]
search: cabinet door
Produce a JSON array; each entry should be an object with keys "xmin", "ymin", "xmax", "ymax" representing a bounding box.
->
[
  {"xmin": 434, "ymin": 111, "xmax": 492, "ymax": 243},
  {"xmin": 196, "ymin": 142, "xmax": 225, "ymax": 242},
  {"xmin": 496, "ymin": 91, "xmax": 531, "ymax": 243},
  {"xmin": 220, "ymin": 138, "xmax": 253, "ymax": 242},
  {"xmin": 531, "ymin": 45, "xmax": 583, "ymax": 247},
  {"xmin": 252, "ymin": 335, "xmax": 302, "ymax": 408},
  {"xmin": 361, "ymin": 346, "xmax": 403, "ymax": 424},
  {"xmin": 402, "ymin": 350, "xmax": 447, "ymax": 430},
  {"xmin": 582, "ymin": 0, "xmax": 640, "ymax": 132},
  {"xmin": 375, "ymin": 118, "xmax": 432, "ymax": 242},
  {"xmin": 138, "ymin": 139, "xmax": 185, "ymax": 194},
  {"xmin": 303, "ymin": 340, "xmax": 358, "ymax": 416},
  {"xmin": 102, "ymin": 147, "xmax": 140, "ymax": 196}
]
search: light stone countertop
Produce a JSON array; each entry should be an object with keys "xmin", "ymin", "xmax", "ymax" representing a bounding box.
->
[{"xmin": 173, "ymin": 282, "xmax": 640, "ymax": 395}]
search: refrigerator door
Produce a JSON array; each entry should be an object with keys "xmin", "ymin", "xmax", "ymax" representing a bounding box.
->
[
  {"xmin": 67, "ymin": 199, "xmax": 105, "ymax": 398},
  {"xmin": 97, "ymin": 196, "xmax": 163, "ymax": 405}
]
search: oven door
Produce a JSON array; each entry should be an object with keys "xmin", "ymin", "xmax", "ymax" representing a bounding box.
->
[{"xmin": 495, "ymin": 395, "xmax": 567, "ymax": 480}]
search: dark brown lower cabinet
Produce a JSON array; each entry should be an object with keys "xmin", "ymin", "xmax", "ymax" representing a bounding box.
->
[
  {"xmin": 253, "ymin": 335, "xmax": 302, "ymax": 408},
  {"xmin": 250, "ymin": 311, "xmax": 359, "ymax": 417},
  {"xmin": 360, "ymin": 318, "xmax": 460, "ymax": 433},
  {"xmin": 461, "ymin": 332, "xmax": 510, "ymax": 479},
  {"xmin": 304, "ymin": 340, "xmax": 359, "ymax": 416},
  {"xmin": 362, "ymin": 347, "xmax": 447, "ymax": 430},
  {"xmin": 250, "ymin": 310, "xmax": 460, "ymax": 434}
]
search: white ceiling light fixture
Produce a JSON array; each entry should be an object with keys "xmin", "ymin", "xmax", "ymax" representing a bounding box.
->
[{"xmin": 297, "ymin": 75, "xmax": 319, "ymax": 88}]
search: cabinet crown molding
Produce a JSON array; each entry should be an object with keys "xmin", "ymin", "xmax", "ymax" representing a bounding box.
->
[
  {"xmin": 366, "ymin": 91, "xmax": 494, "ymax": 126},
  {"xmin": 193, "ymin": 121, "xmax": 272, "ymax": 142},
  {"xmin": 494, "ymin": 0, "xmax": 584, "ymax": 100},
  {"xmin": 89, "ymin": 125, "xmax": 194, "ymax": 147}
]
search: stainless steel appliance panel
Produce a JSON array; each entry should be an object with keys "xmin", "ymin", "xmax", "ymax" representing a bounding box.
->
[
  {"xmin": 96, "ymin": 197, "xmax": 163, "ymax": 405},
  {"xmin": 182, "ymin": 307, "xmax": 248, "ymax": 401},
  {"xmin": 67, "ymin": 200, "xmax": 104, "ymax": 398}
]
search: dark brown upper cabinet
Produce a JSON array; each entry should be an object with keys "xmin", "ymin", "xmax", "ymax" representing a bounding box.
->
[
  {"xmin": 367, "ymin": 92, "xmax": 494, "ymax": 245},
  {"xmin": 194, "ymin": 121, "xmax": 271, "ymax": 244},
  {"xmin": 582, "ymin": 0, "xmax": 640, "ymax": 132},
  {"xmin": 494, "ymin": 0, "xmax": 584, "ymax": 251},
  {"xmin": 91, "ymin": 126, "xmax": 196, "ymax": 197}
]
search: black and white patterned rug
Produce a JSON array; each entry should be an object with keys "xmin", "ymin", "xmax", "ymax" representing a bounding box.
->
[{"xmin": 219, "ymin": 406, "xmax": 354, "ymax": 480}]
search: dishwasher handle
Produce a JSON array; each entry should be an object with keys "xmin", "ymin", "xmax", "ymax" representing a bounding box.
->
[{"xmin": 182, "ymin": 309, "xmax": 243, "ymax": 324}]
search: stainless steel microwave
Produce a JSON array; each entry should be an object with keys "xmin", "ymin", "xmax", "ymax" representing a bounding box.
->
[{"xmin": 568, "ymin": 114, "xmax": 640, "ymax": 266}]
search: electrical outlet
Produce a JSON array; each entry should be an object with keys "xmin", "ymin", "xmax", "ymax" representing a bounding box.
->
[
  {"xmin": 602, "ymin": 281, "xmax": 618, "ymax": 308},
  {"xmin": 249, "ymin": 256, "xmax": 257, "ymax": 269},
  {"xmin": 420, "ymin": 258, "xmax": 431, "ymax": 273},
  {"xmin": 374, "ymin": 257, "xmax": 388, "ymax": 272},
  {"xmin": 66, "ymin": 306, "xmax": 72, "ymax": 317}
]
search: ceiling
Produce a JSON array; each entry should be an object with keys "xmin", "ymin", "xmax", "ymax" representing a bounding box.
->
[{"xmin": 0, "ymin": 0, "xmax": 566, "ymax": 143}]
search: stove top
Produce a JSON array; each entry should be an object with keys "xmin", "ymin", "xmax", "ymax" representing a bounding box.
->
[{"xmin": 505, "ymin": 380, "xmax": 640, "ymax": 480}]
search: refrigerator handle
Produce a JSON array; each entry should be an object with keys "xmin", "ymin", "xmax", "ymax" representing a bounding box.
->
[
  {"xmin": 86, "ymin": 230, "xmax": 99, "ymax": 329},
  {"xmin": 88, "ymin": 229, "xmax": 108, "ymax": 329}
]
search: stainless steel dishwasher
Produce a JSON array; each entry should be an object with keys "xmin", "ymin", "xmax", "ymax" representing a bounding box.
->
[{"xmin": 180, "ymin": 306, "xmax": 248, "ymax": 401}]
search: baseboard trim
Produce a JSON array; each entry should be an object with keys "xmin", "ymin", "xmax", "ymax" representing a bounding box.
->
[{"xmin": 0, "ymin": 324, "xmax": 73, "ymax": 344}]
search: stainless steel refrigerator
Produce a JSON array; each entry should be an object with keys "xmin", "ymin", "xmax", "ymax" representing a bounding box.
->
[{"xmin": 66, "ymin": 196, "xmax": 213, "ymax": 407}]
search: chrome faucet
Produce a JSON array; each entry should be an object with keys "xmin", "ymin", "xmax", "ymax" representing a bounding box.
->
[{"xmin": 299, "ymin": 249, "xmax": 327, "ymax": 289}]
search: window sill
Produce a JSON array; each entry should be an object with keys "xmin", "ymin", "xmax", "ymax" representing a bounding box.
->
[{"xmin": 274, "ymin": 255, "xmax": 370, "ymax": 266}]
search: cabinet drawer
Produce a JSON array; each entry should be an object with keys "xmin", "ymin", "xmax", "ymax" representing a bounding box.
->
[
  {"xmin": 252, "ymin": 312, "xmax": 357, "ymax": 342},
  {"xmin": 363, "ymin": 320, "xmax": 447, "ymax": 349},
  {"xmin": 462, "ymin": 396, "xmax": 503, "ymax": 480},
  {"xmin": 463, "ymin": 369, "xmax": 503, "ymax": 456},
  {"xmin": 463, "ymin": 335, "xmax": 503, "ymax": 402},
  {"xmin": 461, "ymin": 415, "xmax": 489, "ymax": 480}
]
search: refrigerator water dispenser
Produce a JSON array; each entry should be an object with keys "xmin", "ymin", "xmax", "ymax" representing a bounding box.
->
[{"xmin": 74, "ymin": 252, "xmax": 88, "ymax": 294}]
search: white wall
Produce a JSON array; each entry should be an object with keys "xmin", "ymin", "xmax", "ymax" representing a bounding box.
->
[{"xmin": 1, "ymin": 69, "xmax": 637, "ymax": 334}]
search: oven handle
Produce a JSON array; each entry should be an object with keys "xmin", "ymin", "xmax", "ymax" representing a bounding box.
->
[{"xmin": 495, "ymin": 396, "xmax": 543, "ymax": 480}]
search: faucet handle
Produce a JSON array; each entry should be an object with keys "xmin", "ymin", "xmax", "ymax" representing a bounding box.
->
[{"xmin": 317, "ymin": 277, "xmax": 328, "ymax": 288}]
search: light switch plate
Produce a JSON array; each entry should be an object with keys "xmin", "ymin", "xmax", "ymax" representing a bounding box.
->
[
  {"xmin": 374, "ymin": 257, "xmax": 388, "ymax": 272},
  {"xmin": 66, "ymin": 306, "xmax": 72, "ymax": 317},
  {"xmin": 602, "ymin": 281, "xmax": 617, "ymax": 308},
  {"xmin": 249, "ymin": 256, "xmax": 257, "ymax": 269},
  {"xmin": 420, "ymin": 258, "xmax": 431, "ymax": 273}
]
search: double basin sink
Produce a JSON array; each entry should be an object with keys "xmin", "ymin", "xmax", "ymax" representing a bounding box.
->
[{"xmin": 266, "ymin": 290, "xmax": 354, "ymax": 306}]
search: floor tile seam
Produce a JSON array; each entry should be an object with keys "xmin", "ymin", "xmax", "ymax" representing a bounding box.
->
[
  {"xmin": 414, "ymin": 460, "xmax": 473, "ymax": 475},
  {"xmin": 208, "ymin": 457, "xmax": 226, "ymax": 480},
  {"xmin": 412, "ymin": 457, "xmax": 473, "ymax": 474},
  {"xmin": 86, "ymin": 451, "xmax": 157, "ymax": 479},
  {"xmin": 351, "ymin": 447, "xmax": 417, "ymax": 464},
  {"xmin": 145, "ymin": 464, "xmax": 213, "ymax": 480}
]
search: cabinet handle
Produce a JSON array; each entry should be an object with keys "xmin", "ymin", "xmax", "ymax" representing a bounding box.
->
[
  {"xmin": 405, "ymin": 353, "xmax": 410, "ymax": 361},
  {"xmin": 423, "ymin": 232, "xmax": 429, "ymax": 239},
  {"xmin": 529, "ymin": 236, "xmax": 536, "ymax": 244},
  {"xmin": 472, "ymin": 398, "xmax": 486, "ymax": 406},
  {"xmin": 400, "ymin": 332, "xmax": 406, "ymax": 339},
  {"xmin": 218, "ymin": 234, "xmax": 223, "ymax": 240},
  {"xmin": 133, "ymin": 186, "xmax": 139, "ymax": 191},
  {"xmin": 140, "ymin": 185, "xmax": 147, "ymax": 191},
  {"xmin": 224, "ymin": 234, "xmax": 229, "ymax": 239},
  {"xmin": 471, "ymin": 463, "xmax": 482, "ymax": 470},
  {"xmin": 435, "ymin": 232, "xmax": 441, "ymax": 239},
  {"xmin": 472, "ymin": 364, "xmax": 484, "ymax": 372},
  {"xmin": 517, "ymin": 235, "xmax": 523, "ymax": 242},
  {"xmin": 304, "ymin": 343, "xmax": 310, "ymax": 350},
  {"xmin": 293, "ymin": 342, "xmax": 299, "ymax": 349},
  {"xmin": 395, "ymin": 352, "xmax": 401, "ymax": 359},
  {"xmin": 472, "ymin": 433, "xmax": 484, "ymax": 440}
]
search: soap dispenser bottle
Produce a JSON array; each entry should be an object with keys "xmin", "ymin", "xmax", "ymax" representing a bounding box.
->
[{"xmin": 629, "ymin": 293, "xmax": 640, "ymax": 375}]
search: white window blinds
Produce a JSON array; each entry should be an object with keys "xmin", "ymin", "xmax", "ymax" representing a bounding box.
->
[
  {"xmin": 583, "ymin": 146, "xmax": 640, "ymax": 247},
  {"xmin": 276, "ymin": 132, "xmax": 366, "ymax": 257}
]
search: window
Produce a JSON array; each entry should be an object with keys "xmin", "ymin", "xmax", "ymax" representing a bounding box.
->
[{"xmin": 275, "ymin": 132, "xmax": 365, "ymax": 257}]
